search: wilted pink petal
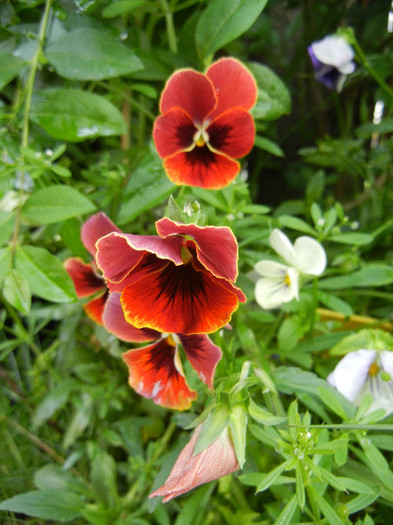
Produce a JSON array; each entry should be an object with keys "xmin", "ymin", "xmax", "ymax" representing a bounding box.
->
[{"xmin": 150, "ymin": 424, "xmax": 239, "ymax": 502}]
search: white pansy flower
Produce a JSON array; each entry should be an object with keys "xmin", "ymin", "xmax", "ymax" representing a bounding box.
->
[
  {"xmin": 254, "ymin": 229, "xmax": 327, "ymax": 309},
  {"xmin": 327, "ymin": 349, "xmax": 393, "ymax": 416}
]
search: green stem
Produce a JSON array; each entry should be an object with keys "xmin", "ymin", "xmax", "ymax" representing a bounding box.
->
[
  {"xmin": 352, "ymin": 38, "xmax": 393, "ymax": 100},
  {"xmin": 10, "ymin": 0, "xmax": 51, "ymax": 258},
  {"xmin": 159, "ymin": 0, "xmax": 178, "ymax": 54}
]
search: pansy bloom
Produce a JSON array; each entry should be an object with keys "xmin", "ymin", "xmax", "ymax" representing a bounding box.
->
[
  {"xmin": 153, "ymin": 57, "xmax": 257, "ymax": 189},
  {"xmin": 64, "ymin": 212, "xmax": 121, "ymax": 324},
  {"xmin": 308, "ymin": 34, "xmax": 356, "ymax": 92},
  {"xmin": 103, "ymin": 292, "xmax": 222, "ymax": 410},
  {"xmin": 327, "ymin": 349, "xmax": 393, "ymax": 416},
  {"xmin": 96, "ymin": 217, "xmax": 246, "ymax": 335},
  {"xmin": 254, "ymin": 229, "xmax": 326, "ymax": 309},
  {"xmin": 150, "ymin": 422, "xmax": 239, "ymax": 502}
]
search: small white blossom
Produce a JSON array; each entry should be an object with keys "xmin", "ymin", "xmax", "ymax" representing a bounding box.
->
[
  {"xmin": 327, "ymin": 349, "xmax": 393, "ymax": 416},
  {"xmin": 254, "ymin": 229, "xmax": 326, "ymax": 309}
]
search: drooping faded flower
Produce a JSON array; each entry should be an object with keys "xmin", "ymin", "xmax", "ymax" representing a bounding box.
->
[
  {"xmin": 150, "ymin": 422, "xmax": 239, "ymax": 502},
  {"xmin": 103, "ymin": 292, "xmax": 222, "ymax": 410},
  {"xmin": 254, "ymin": 229, "xmax": 326, "ymax": 309},
  {"xmin": 96, "ymin": 217, "xmax": 246, "ymax": 335},
  {"xmin": 64, "ymin": 212, "xmax": 121, "ymax": 324},
  {"xmin": 153, "ymin": 57, "xmax": 257, "ymax": 189},
  {"xmin": 327, "ymin": 349, "xmax": 393, "ymax": 415},
  {"xmin": 308, "ymin": 34, "xmax": 356, "ymax": 92}
]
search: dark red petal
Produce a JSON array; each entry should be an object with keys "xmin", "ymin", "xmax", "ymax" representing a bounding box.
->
[
  {"xmin": 103, "ymin": 292, "xmax": 159, "ymax": 342},
  {"xmin": 96, "ymin": 232, "xmax": 183, "ymax": 287},
  {"xmin": 159, "ymin": 69, "xmax": 217, "ymax": 124},
  {"xmin": 179, "ymin": 334, "xmax": 222, "ymax": 388},
  {"xmin": 208, "ymin": 109, "xmax": 255, "ymax": 158},
  {"xmin": 120, "ymin": 259, "xmax": 243, "ymax": 334},
  {"xmin": 206, "ymin": 58, "xmax": 257, "ymax": 120},
  {"xmin": 156, "ymin": 218, "xmax": 239, "ymax": 283},
  {"xmin": 83, "ymin": 291, "xmax": 108, "ymax": 325},
  {"xmin": 122, "ymin": 337, "xmax": 197, "ymax": 410},
  {"xmin": 153, "ymin": 109, "xmax": 196, "ymax": 158},
  {"xmin": 64, "ymin": 257, "xmax": 105, "ymax": 297},
  {"xmin": 81, "ymin": 212, "xmax": 121, "ymax": 257},
  {"xmin": 163, "ymin": 149, "xmax": 240, "ymax": 190}
]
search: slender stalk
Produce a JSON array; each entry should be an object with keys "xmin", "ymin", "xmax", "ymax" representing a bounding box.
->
[
  {"xmin": 11, "ymin": 0, "xmax": 52, "ymax": 258},
  {"xmin": 159, "ymin": 0, "xmax": 178, "ymax": 54}
]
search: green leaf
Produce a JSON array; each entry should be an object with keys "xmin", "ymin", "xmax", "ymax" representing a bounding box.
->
[
  {"xmin": 318, "ymin": 387, "xmax": 349, "ymax": 420},
  {"xmin": 33, "ymin": 378, "xmax": 79, "ymax": 428},
  {"xmin": 30, "ymin": 89, "xmax": 127, "ymax": 142},
  {"xmin": 0, "ymin": 53, "xmax": 27, "ymax": 90},
  {"xmin": 307, "ymin": 485, "xmax": 343, "ymax": 525},
  {"xmin": 22, "ymin": 185, "xmax": 96, "ymax": 225},
  {"xmin": 330, "ymin": 329, "xmax": 393, "ymax": 355},
  {"xmin": 45, "ymin": 28, "xmax": 143, "ymax": 81},
  {"xmin": 3, "ymin": 269, "xmax": 31, "ymax": 314},
  {"xmin": 0, "ymin": 210, "xmax": 15, "ymax": 247},
  {"xmin": 90, "ymin": 447, "xmax": 118, "ymax": 508},
  {"xmin": 34, "ymin": 465, "xmax": 86, "ymax": 494},
  {"xmin": 254, "ymin": 135, "xmax": 284, "ymax": 157},
  {"xmin": 0, "ymin": 247, "xmax": 12, "ymax": 283},
  {"xmin": 15, "ymin": 245, "xmax": 77, "ymax": 303},
  {"xmin": 0, "ymin": 490, "xmax": 84, "ymax": 521},
  {"xmin": 117, "ymin": 154, "xmax": 174, "ymax": 225},
  {"xmin": 194, "ymin": 405, "xmax": 229, "ymax": 455},
  {"xmin": 102, "ymin": 0, "xmax": 147, "ymax": 18},
  {"xmin": 195, "ymin": 0, "xmax": 267, "ymax": 59},
  {"xmin": 320, "ymin": 264, "xmax": 393, "ymax": 289},
  {"xmin": 317, "ymin": 291, "xmax": 353, "ymax": 317},
  {"xmin": 276, "ymin": 214, "xmax": 315, "ymax": 235},
  {"xmin": 249, "ymin": 62, "xmax": 291, "ymax": 120},
  {"xmin": 329, "ymin": 232, "xmax": 373, "ymax": 246},
  {"xmin": 248, "ymin": 397, "xmax": 287, "ymax": 425},
  {"xmin": 274, "ymin": 494, "xmax": 298, "ymax": 525},
  {"xmin": 229, "ymin": 404, "xmax": 247, "ymax": 468},
  {"xmin": 256, "ymin": 460, "xmax": 292, "ymax": 493}
]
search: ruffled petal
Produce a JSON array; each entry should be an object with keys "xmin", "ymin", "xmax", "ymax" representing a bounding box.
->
[
  {"xmin": 83, "ymin": 291, "xmax": 108, "ymax": 325},
  {"xmin": 380, "ymin": 351, "xmax": 393, "ymax": 378},
  {"xmin": 207, "ymin": 109, "xmax": 255, "ymax": 159},
  {"xmin": 206, "ymin": 58, "xmax": 257, "ymax": 120},
  {"xmin": 122, "ymin": 336, "xmax": 197, "ymax": 410},
  {"xmin": 156, "ymin": 218, "xmax": 239, "ymax": 282},
  {"xmin": 179, "ymin": 334, "xmax": 222, "ymax": 388},
  {"xmin": 81, "ymin": 212, "xmax": 121, "ymax": 257},
  {"xmin": 103, "ymin": 292, "xmax": 159, "ymax": 342},
  {"xmin": 160, "ymin": 69, "xmax": 217, "ymax": 124},
  {"xmin": 64, "ymin": 257, "xmax": 105, "ymax": 297},
  {"xmin": 163, "ymin": 148, "xmax": 240, "ymax": 189},
  {"xmin": 327, "ymin": 349, "xmax": 377, "ymax": 403},
  {"xmin": 150, "ymin": 424, "xmax": 239, "ymax": 502},
  {"xmin": 269, "ymin": 229, "xmax": 297, "ymax": 266},
  {"xmin": 294, "ymin": 236, "xmax": 327, "ymax": 276},
  {"xmin": 311, "ymin": 36, "xmax": 354, "ymax": 71},
  {"xmin": 96, "ymin": 232, "xmax": 183, "ymax": 286},
  {"xmin": 120, "ymin": 259, "xmax": 244, "ymax": 334},
  {"xmin": 153, "ymin": 109, "xmax": 196, "ymax": 158}
]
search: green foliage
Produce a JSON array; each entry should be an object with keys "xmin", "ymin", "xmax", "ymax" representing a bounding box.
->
[{"xmin": 2, "ymin": 0, "xmax": 393, "ymax": 524}]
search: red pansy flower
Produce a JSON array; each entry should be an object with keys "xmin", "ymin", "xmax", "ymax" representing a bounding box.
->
[
  {"xmin": 64, "ymin": 212, "xmax": 121, "ymax": 325},
  {"xmin": 103, "ymin": 292, "xmax": 222, "ymax": 410},
  {"xmin": 153, "ymin": 57, "xmax": 257, "ymax": 189},
  {"xmin": 150, "ymin": 422, "xmax": 239, "ymax": 502},
  {"xmin": 96, "ymin": 217, "xmax": 246, "ymax": 335}
]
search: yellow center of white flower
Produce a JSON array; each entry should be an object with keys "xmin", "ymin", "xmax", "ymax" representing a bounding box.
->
[{"xmin": 368, "ymin": 362, "xmax": 379, "ymax": 377}]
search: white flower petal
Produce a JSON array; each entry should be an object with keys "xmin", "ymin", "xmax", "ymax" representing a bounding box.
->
[
  {"xmin": 269, "ymin": 229, "xmax": 296, "ymax": 266},
  {"xmin": 327, "ymin": 349, "xmax": 376, "ymax": 403},
  {"xmin": 254, "ymin": 260, "xmax": 289, "ymax": 278},
  {"xmin": 311, "ymin": 35, "xmax": 354, "ymax": 70},
  {"xmin": 362, "ymin": 375, "xmax": 393, "ymax": 416},
  {"xmin": 255, "ymin": 276, "xmax": 296, "ymax": 309},
  {"xmin": 293, "ymin": 236, "xmax": 327, "ymax": 276},
  {"xmin": 379, "ymin": 351, "xmax": 393, "ymax": 378}
]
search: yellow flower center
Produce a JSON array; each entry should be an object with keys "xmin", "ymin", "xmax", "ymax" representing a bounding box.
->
[
  {"xmin": 368, "ymin": 362, "xmax": 379, "ymax": 376},
  {"xmin": 193, "ymin": 128, "xmax": 209, "ymax": 148},
  {"xmin": 284, "ymin": 273, "xmax": 291, "ymax": 286},
  {"xmin": 195, "ymin": 135, "xmax": 206, "ymax": 147}
]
